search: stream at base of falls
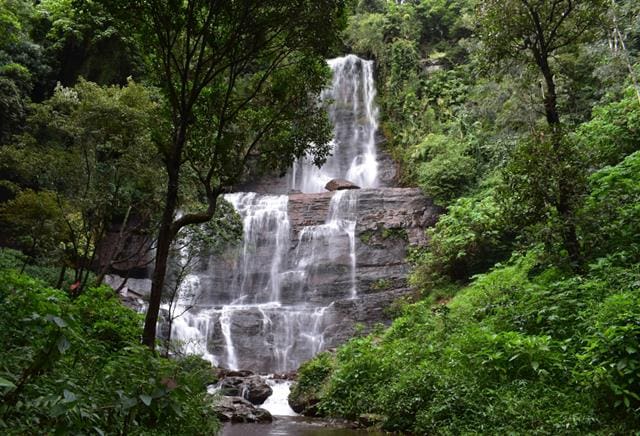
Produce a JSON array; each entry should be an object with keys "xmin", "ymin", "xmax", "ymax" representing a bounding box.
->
[{"xmin": 220, "ymin": 418, "xmax": 384, "ymax": 436}]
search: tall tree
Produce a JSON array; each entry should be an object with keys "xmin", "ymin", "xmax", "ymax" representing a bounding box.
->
[
  {"xmin": 479, "ymin": 0, "xmax": 608, "ymax": 129},
  {"xmin": 107, "ymin": 0, "xmax": 346, "ymax": 349},
  {"xmin": 0, "ymin": 79, "xmax": 162, "ymax": 289},
  {"xmin": 479, "ymin": 0, "xmax": 608, "ymax": 266}
]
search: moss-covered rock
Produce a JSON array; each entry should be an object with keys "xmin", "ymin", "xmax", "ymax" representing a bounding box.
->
[{"xmin": 288, "ymin": 351, "xmax": 335, "ymax": 416}]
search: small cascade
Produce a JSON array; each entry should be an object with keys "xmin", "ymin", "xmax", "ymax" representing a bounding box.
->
[
  {"xmin": 289, "ymin": 55, "xmax": 379, "ymax": 193},
  {"xmin": 225, "ymin": 193, "xmax": 290, "ymax": 303},
  {"xmin": 294, "ymin": 190, "xmax": 359, "ymax": 300},
  {"xmin": 168, "ymin": 54, "xmax": 380, "ymax": 374},
  {"xmin": 260, "ymin": 378, "xmax": 297, "ymax": 416}
]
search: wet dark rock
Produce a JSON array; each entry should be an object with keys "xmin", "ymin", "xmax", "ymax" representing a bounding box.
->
[
  {"xmin": 218, "ymin": 377, "xmax": 244, "ymax": 395},
  {"xmin": 242, "ymin": 376, "xmax": 273, "ymax": 405},
  {"xmin": 288, "ymin": 386, "xmax": 320, "ymax": 416},
  {"xmin": 325, "ymin": 179, "xmax": 360, "ymax": 191},
  {"xmin": 357, "ymin": 413, "xmax": 386, "ymax": 428},
  {"xmin": 272, "ymin": 371, "xmax": 297, "ymax": 381},
  {"xmin": 218, "ymin": 375, "xmax": 273, "ymax": 405},
  {"xmin": 212, "ymin": 396, "xmax": 273, "ymax": 423},
  {"xmin": 219, "ymin": 369, "xmax": 254, "ymax": 378}
]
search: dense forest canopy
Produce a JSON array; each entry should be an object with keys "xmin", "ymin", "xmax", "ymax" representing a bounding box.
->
[{"xmin": 1, "ymin": 0, "xmax": 639, "ymax": 433}]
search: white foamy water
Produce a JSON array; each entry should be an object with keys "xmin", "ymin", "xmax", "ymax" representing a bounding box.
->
[{"xmin": 261, "ymin": 378, "xmax": 297, "ymax": 416}]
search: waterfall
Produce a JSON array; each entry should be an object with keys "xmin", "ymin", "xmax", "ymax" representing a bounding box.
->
[
  {"xmin": 289, "ymin": 55, "xmax": 379, "ymax": 193},
  {"xmin": 170, "ymin": 55, "xmax": 380, "ymax": 373}
]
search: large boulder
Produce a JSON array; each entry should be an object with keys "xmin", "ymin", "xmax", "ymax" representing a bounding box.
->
[
  {"xmin": 218, "ymin": 375, "xmax": 273, "ymax": 405},
  {"xmin": 242, "ymin": 376, "xmax": 273, "ymax": 405},
  {"xmin": 325, "ymin": 179, "xmax": 360, "ymax": 191},
  {"xmin": 212, "ymin": 396, "xmax": 273, "ymax": 423},
  {"xmin": 287, "ymin": 381, "xmax": 321, "ymax": 417}
]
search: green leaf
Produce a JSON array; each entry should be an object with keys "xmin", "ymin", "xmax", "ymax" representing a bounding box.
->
[
  {"xmin": 63, "ymin": 389, "xmax": 77, "ymax": 403},
  {"xmin": 57, "ymin": 335, "xmax": 70, "ymax": 354},
  {"xmin": 46, "ymin": 315, "xmax": 67, "ymax": 328},
  {"xmin": 139, "ymin": 394, "xmax": 152, "ymax": 406},
  {"xmin": 531, "ymin": 361, "xmax": 540, "ymax": 371},
  {"xmin": 121, "ymin": 396, "xmax": 137, "ymax": 410},
  {"xmin": 0, "ymin": 377, "xmax": 16, "ymax": 388}
]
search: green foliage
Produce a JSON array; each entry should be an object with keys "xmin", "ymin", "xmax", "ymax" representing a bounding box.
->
[
  {"xmin": 478, "ymin": 0, "xmax": 609, "ymax": 64},
  {"xmin": 178, "ymin": 198, "xmax": 243, "ymax": 259},
  {"xmin": 371, "ymin": 278, "xmax": 391, "ymax": 291},
  {"xmin": 416, "ymin": 138, "xmax": 476, "ymax": 205},
  {"xmin": 0, "ymin": 248, "xmax": 76, "ymax": 289},
  {"xmin": 411, "ymin": 182, "xmax": 511, "ymax": 287},
  {"xmin": 579, "ymin": 150, "xmax": 640, "ymax": 263},
  {"xmin": 288, "ymin": 351, "xmax": 335, "ymax": 415},
  {"xmin": 314, "ymin": 1, "xmax": 640, "ymax": 434},
  {"xmin": 0, "ymin": 189, "xmax": 68, "ymax": 260},
  {"xmin": 0, "ymin": 78, "xmax": 163, "ymax": 286},
  {"xmin": 38, "ymin": 0, "xmax": 144, "ymax": 85},
  {"xmin": 574, "ymin": 87, "xmax": 640, "ymax": 167},
  {"xmin": 0, "ymin": 270, "xmax": 219, "ymax": 434},
  {"xmin": 501, "ymin": 133, "xmax": 587, "ymax": 264},
  {"xmin": 308, "ymin": 252, "xmax": 640, "ymax": 433},
  {"xmin": 581, "ymin": 291, "xmax": 640, "ymax": 413}
]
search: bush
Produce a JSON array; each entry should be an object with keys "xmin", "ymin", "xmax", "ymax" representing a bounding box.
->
[
  {"xmin": 417, "ymin": 141, "xmax": 476, "ymax": 205},
  {"xmin": 579, "ymin": 151, "xmax": 640, "ymax": 263},
  {"xmin": 574, "ymin": 87, "xmax": 640, "ymax": 167},
  {"xmin": 0, "ymin": 270, "xmax": 219, "ymax": 435},
  {"xmin": 410, "ymin": 182, "xmax": 511, "ymax": 288},
  {"xmin": 581, "ymin": 291, "xmax": 640, "ymax": 415},
  {"xmin": 289, "ymin": 351, "xmax": 335, "ymax": 415},
  {"xmin": 310, "ymin": 252, "xmax": 640, "ymax": 433}
]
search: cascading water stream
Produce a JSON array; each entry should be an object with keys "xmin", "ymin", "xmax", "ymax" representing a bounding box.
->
[
  {"xmin": 289, "ymin": 55, "xmax": 379, "ymax": 193},
  {"xmin": 169, "ymin": 55, "xmax": 380, "ymax": 375}
]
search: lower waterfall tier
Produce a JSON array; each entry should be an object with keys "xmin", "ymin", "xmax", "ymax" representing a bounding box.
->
[{"xmin": 169, "ymin": 187, "xmax": 440, "ymax": 373}]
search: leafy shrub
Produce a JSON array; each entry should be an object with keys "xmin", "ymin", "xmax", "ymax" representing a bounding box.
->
[
  {"xmin": 320, "ymin": 337, "xmax": 390, "ymax": 419},
  {"xmin": 579, "ymin": 150, "xmax": 640, "ymax": 263},
  {"xmin": 410, "ymin": 183, "xmax": 511, "ymax": 288},
  {"xmin": 581, "ymin": 291, "xmax": 640, "ymax": 414},
  {"xmin": 574, "ymin": 87, "xmax": 640, "ymax": 167},
  {"xmin": 311, "ymin": 252, "xmax": 640, "ymax": 434},
  {"xmin": 289, "ymin": 351, "xmax": 335, "ymax": 415},
  {"xmin": 0, "ymin": 270, "xmax": 219, "ymax": 435},
  {"xmin": 416, "ymin": 141, "xmax": 476, "ymax": 205}
]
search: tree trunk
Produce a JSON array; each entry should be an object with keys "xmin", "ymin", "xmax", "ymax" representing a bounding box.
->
[
  {"xmin": 537, "ymin": 54, "xmax": 582, "ymax": 268},
  {"xmin": 55, "ymin": 264, "xmax": 67, "ymax": 289},
  {"xmin": 142, "ymin": 168, "xmax": 179, "ymax": 349},
  {"xmin": 142, "ymin": 126, "xmax": 185, "ymax": 349},
  {"xmin": 558, "ymin": 183, "xmax": 582, "ymax": 268},
  {"xmin": 538, "ymin": 56, "xmax": 561, "ymax": 127}
]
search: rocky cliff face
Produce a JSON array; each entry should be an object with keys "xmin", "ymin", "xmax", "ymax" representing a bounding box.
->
[
  {"xmin": 174, "ymin": 187, "xmax": 439, "ymax": 372},
  {"xmin": 286, "ymin": 187, "xmax": 440, "ymax": 345}
]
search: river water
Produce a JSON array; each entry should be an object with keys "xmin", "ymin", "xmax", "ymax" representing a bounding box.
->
[{"xmin": 220, "ymin": 417, "xmax": 383, "ymax": 436}]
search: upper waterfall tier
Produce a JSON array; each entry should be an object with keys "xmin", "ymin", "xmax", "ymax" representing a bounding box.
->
[{"xmin": 288, "ymin": 55, "xmax": 380, "ymax": 193}]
